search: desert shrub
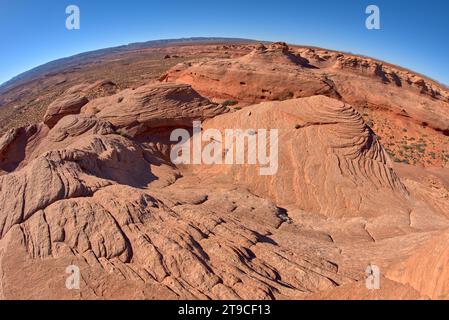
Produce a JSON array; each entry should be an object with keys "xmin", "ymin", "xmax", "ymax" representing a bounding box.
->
[
  {"xmin": 412, "ymin": 143, "xmax": 426, "ymax": 153},
  {"xmin": 277, "ymin": 91, "xmax": 294, "ymax": 101},
  {"xmin": 223, "ymin": 100, "xmax": 239, "ymax": 107},
  {"xmin": 115, "ymin": 129, "xmax": 129, "ymax": 138}
]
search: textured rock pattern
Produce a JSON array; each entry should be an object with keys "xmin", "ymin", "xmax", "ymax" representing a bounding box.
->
[
  {"xmin": 0, "ymin": 44, "xmax": 448, "ymax": 300},
  {"xmin": 43, "ymin": 80, "xmax": 119, "ymax": 129},
  {"xmin": 165, "ymin": 43, "xmax": 449, "ymax": 132},
  {"xmin": 162, "ymin": 43, "xmax": 341, "ymax": 104},
  {"xmin": 199, "ymin": 96, "xmax": 410, "ymax": 218},
  {"xmin": 82, "ymin": 82, "xmax": 228, "ymax": 136}
]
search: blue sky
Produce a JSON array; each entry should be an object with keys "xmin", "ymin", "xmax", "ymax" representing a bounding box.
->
[{"xmin": 0, "ymin": 0, "xmax": 448, "ymax": 85}]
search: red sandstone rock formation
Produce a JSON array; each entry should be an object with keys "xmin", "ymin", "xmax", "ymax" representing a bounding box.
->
[
  {"xmin": 0, "ymin": 42, "xmax": 448, "ymax": 300},
  {"xmin": 161, "ymin": 42, "xmax": 341, "ymax": 104}
]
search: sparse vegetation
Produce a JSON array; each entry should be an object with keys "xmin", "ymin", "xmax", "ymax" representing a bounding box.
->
[
  {"xmin": 277, "ymin": 91, "xmax": 294, "ymax": 101},
  {"xmin": 412, "ymin": 143, "xmax": 427, "ymax": 153},
  {"xmin": 115, "ymin": 129, "xmax": 130, "ymax": 138},
  {"xmin": 222, "ymin": 100, "xmax": 239, "ymax": 107}
]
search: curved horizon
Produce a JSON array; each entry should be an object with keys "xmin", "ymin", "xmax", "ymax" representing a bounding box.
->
[
  {"xmin": 1, "ymin": 0, "xmax": 448, "ymax": 87},
  {"xmin": 2, "ymin": 36, "xmax": 448, "ymax": 90}
]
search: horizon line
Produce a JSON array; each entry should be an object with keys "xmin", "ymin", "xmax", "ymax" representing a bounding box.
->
[{"xmin": 1, "ymin": 36, "xmax": 447, "ymax": 90}]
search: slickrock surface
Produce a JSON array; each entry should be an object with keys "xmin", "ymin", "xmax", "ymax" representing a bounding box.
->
[
  {"xmin": 161, "ymin": 42, "xmax": 341, "ymax": 103},
  {"xmin": 198, "ymin": 96, "xmax": 414, "ymax": 218},
  {"xmin": 0, "ymin": 40, "xmax": 448, "ymax": 300},
  {"xmin": 164, "ymin": 42, "xmax": 449, "ymax": 133},
  {"xmin": 386, "ymin": 230, "xmax": 449, "ymax": 300},
  {"xmin": 43, "ymin": 80, "xmax": 119, "ymax": 128},
  {"xmin": 163, "ymin": 42, "xmax": 449, "ymax": 168},
  {"xmin": 82, "ymin": 82, "xmax": 228, "ymax": 136}
]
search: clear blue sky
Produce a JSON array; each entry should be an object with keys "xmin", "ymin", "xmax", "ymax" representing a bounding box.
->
[{"xmin": 1, "ymin": 0, "xmax": 448, "ymax": 85}]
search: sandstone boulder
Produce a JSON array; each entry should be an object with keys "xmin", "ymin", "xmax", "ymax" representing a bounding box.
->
[
  {"xmin": 161, "ymin": 43, "xmax": 340, "ymax": 104},
  {"xmin": 43, "ymin": 80, "xmax": 119, "ymax": 128},
  {"xmin": 195, "ymin": 96, "xmax": 411, "ymax": 218},
  {"xmin": 1, "ymin": 48, "xmax": 448, "ymax": 300},
  {"xmin": 43, "ymin": 93, "xmax": 89, "ymax": 128},
  {"xmin": 82, "ymin": 82, "xmax": 228, "ymax": 136}
]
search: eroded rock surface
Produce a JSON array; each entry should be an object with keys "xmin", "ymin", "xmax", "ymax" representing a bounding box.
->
[
  {"xmin": 82, "ymin": 82, "xmax": 228, "ymax": 136},
  {"xmin": 197, "ymin": 96, "xmax": 411, "ymax": 218},
  {"xmin": 43, "ymin": 80, "xmax": 119, "ymax": 128},
  {"xmin": 163, "ymin": 42, "xmax": 449, "ymax": 168},
  {"xmin": 0, "ymin": 42, "xmax": 448, "ymax": 300},
  {"xmin": 161, "ymin": 42, "xmax": 341, "ymax": 104}
]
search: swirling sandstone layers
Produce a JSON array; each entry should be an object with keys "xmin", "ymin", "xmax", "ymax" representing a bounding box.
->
[
  {"xmin": 164, "ymin": 43, "xmax": 449, "ymax": 133},
  {"xmin": 0, "ymin": 79, "xmax": 447, "ymax": 299},
  {"xmin": 161, "ymin": 43, "xmax": 341, "ymax": 104},
  {"xmin": 198, "ymin": 96, "xmax": 410, "ymax": 218}
]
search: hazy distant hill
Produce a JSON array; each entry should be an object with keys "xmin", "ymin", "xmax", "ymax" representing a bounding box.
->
[{"xmin": 0, "ymin": 37, "xmax": 256, "ymax": 95}]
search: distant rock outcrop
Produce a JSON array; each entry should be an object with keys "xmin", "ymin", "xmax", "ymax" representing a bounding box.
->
[
  {"xmin": 43, "ymin": 80, "xmax": 119, "ymax": 128},
  {"xmin": 196, "ymin": 96, "xmax": 411, "ymax": 218},
  {"xmin": 295, "ymin": 47, "xmax": 449, "ymax": 132},
  {"xmin": 163, "ymin": 43, "xmax": 449, "ymax": 135},
  {"xmin": 0, "ymin": 41, "xmax": 448, "ymax": 300},
  {"xmin": 161, "ymin": 43, "xmax": 340, "ymax": 104},
  {"xmin": 81, "ymin": 82, "xmax": 228, "ymax": 136},
  {"xmin": 387, "ymin": 230, "xmax": 449, "ymax": 299}
]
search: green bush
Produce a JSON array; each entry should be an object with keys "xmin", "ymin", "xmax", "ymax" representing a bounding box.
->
[
  {"xmin": 115, "ymin": 129, "xmax": 129, "ymax": 138},
  {"xmin": 277, "ymin": 91, "xmax": 294, "ymax": 101},
  {"xmin": 222, "ymin": 100, "xmax": 239, "ymax": 107}
]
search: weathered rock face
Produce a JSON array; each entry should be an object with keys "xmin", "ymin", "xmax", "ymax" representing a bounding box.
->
[
  {"xmin": 0, "ymin": 114, "xmax": 353, "ymax": 299},
  {"xmin": 43, "ymin": 80, "xmax": 119, "ymax": 128},
  {"xmin": 161, "ymin": 43, "xmax": 340, "ymax": 104},
  {"xmin": 0, "ymin": 123, "xmax": 48, "ymax": 174},
  {"xmin": 295, "ymin": 47, "xmax": 449, "ymax": 133},
  {"xmin": 164, "ymin": 43, "xmax": 449, "ymax": 133},
  {"xmin": 386, "ymin": 230, "xmax": 449, "ymax": 300},
  {"xmin": 299, "ymin": 47, "xmax": 449, "ymax": 103},
  {"xmin": 163, "ymin": 43, "xmax": 449, "ymax": 169},
  {"xmin": 43, "ymin": 93, "xmax": 88, "ymax": 128},
  {"xmin": 82, "ymin": 82, "xmax": 228, "ymax": 136},
  {"xmin": 0, "ymin": 43, "xmax": 449, "ymax": 300},
  {"xmin": 196, "ymin": 96, "xmax": 409, "ymax": 218},
  {"xmin": 0, "ymin": 180, "xmax": 358, "ymax": 299}
]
